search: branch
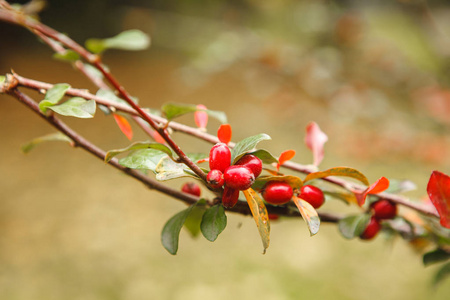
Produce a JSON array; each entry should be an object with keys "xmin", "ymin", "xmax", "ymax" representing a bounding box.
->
[
  {"xmin": 5, "ymin": 87, "xmax": 200, "ymax": 207},
  {"xmin": 10, "ymin": 73, "xmax": 439, "ymax": 219},
  {"xmin": 0, "ymin": 5, "xmax": 207, "ymax": 181}
]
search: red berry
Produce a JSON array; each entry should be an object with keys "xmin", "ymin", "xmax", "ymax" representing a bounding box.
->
[
  {"xmin": 262, "ymin": 182, "xmax": 293, "ymax": 205},
  {"xmin": 371, "ymin": 199, "xmax": 397, "ymax": 220},
  {"xmin": 360, "ymin": 217, "xmax": 381, "ymax": 240},
  {"xmin": 207, "ymin": 169, "xmax": 225, "ymax": 189},
  {"xmin": 299, "ymin": 185, "xmax": 325, "ymax": 209},
  {"xmin": 222, "ymin": 186, "xmax": 239, "ymax": 208},
  {"xmin": 235, "ymin": 154, "xmax": 263, "ymax": 178},
  {"xmin": 181, "ymin": 182, "xmax": 201, "ymax": 197},
  {"xmin": 224, "ymin": 165, "xmax": 255, "ymax": 190},
  {"xmin": 268, "ymin": 214, "xmax": 280, "ymax": 221},
  {"xmin": 209, "ymin": 143, "xmax": 231, "ymax": 173}
]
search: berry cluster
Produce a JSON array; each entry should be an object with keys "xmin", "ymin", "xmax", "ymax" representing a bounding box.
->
[
  {"xmin": 360, "ymin": 199, "xmax": 397, "ymax": 240},
  {"xmin": 261, "ymin": 183, "xmax": 325, "ymax": 208},
  {"xmin": 208, "ymin": 143, "xmax": 262, "ymax": 208}
]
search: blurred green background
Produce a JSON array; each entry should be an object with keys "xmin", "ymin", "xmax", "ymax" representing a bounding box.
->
[{"xmin": 1, "ymin": 0, "xmax": 450, "ymax": 299}]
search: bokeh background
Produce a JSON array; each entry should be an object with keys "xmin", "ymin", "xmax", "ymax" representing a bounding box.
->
[{"xmin": 1, "ymin": 0, "xmax": 450, "ymax": 299}]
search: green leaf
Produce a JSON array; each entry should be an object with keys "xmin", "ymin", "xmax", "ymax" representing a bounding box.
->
[
  {"xmin": 161, "ymin": 203, "xmax": 198, "ymax": 255},
  {"xmin": 384, "ymin": 179, "xmax": 417, "ymax": 194},
  {"xmin": 231, "ymin": 133, "xmax": 271, "ymax": 163},
  {"xmin": 201, "ymin": 204, "xmax": 227, "ymax": 242},
  {"xmin": 304, "ymin": 167, "xmax": 370, "ymax": 186},
  {"xmin": 39, "ymin": 83, "xmax": 71, "ymax": 113},
  {"xmin": 21, "ymin": 132, "xmax": 73, "ymax": 154},
  {"xmin": 250, "ymin": 149, "xmax": 278, "ymax": 164},
  {"xmin": 252, "ymin": 175, "xmax": 303, "ymax": 191},
  {"xmin": 161, "ymin": 103, "xmax": 227, "ymax": 123},
  {"xmin": 433, "ymin": 262, "xmax": 450, "ymax": 287},
  {"xmin": 118, "ymin": 149, "xmax": 167, "ymax": 171},
  {"xmin": 338, "ymin": 214, "xmax": 371, "ymax": 239},
  {"xmin": 0, "ymin": 75, "xmax": 5, "ymax": 85},
  {"xmin": 423, "ymin": 248, "xmax": 450, "ymax": 266},
  {"xmin": 293, "ymin": 196, "xmax": 320, "ymax": 236},
  {"xmin": 243, "ymin": 188, "xmax": 270, "ymax": 254},
  {"xmin": 86, "ymin": 29, "xmax": 150, "ymax": 54},
  {"xmin": 53, "ymin": 50, "xmax": 80, "ymax": 62},
  {"xmin": 155, "ymin": 156, "xmax": 199, "ymax": 181},
  {"xmin": 184, "ymin": 199, "xmax": 207, "ymax": 237},
  {"xmin": 96, "ymin": 89, "xmax": 136, "ymax": 107},
  {"xmin": 48, "ymin": 97, "xmax": 96, "ymax": 118},
  {"xmin": 105, "ymin": 141, "xmax": 173, "ymax": 163}
]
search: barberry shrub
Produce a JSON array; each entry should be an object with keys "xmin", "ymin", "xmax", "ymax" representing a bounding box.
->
[{"xmin": 0, "ymin": 0, "xmax": 449, "ymax": 288}]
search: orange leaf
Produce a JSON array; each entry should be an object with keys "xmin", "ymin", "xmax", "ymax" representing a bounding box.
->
[
  {"xmin": 427, "ymin": 171, "xmax": 450, "ymax": 228},
  {"xmin": 113, "ymin": 113, "xmax": 133, "ymax": 140},
  {"xmin": 305, "ymin": 122, "xmax": 328, "ymax": 166},
  {"xmin": 149, "ymin": 129, "xmax": 166, "ymax": 144},
  {"xmin": 195, "ymin": 104, "xmax": 208, "ymax": 130},
  {"xmin": 356, "ymin": 177, "xmax": 390, "ymax": 206},
  {"xmin": 218, "ymin": 124, "xmax": 232, "ymax": 145},
  {"xmin": 277, "ymin": 149, "xmax": 296, "ymax": 171}
]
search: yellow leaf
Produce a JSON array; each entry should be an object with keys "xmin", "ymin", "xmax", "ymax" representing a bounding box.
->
[
  {"xmin": 243, "ymin": 188, "xmax": 270, "ymax": 254},
  {"xmin": 293, "ymin": 196, "xmax": 320, "ymax": 236}
]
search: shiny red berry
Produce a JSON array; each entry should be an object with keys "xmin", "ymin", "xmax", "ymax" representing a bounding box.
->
[
  {"xmin": 262, "ymin": 182, "xmax": 293, "ymax": 205},
  {"xmin": 360, "ymin": 217, "xmax": 381, "ymax": 240},
  {"xmin": 222, "ymin": 186, "xmax": 239, "ymax": 208},
  {"xmin": 299, "ymin": 185, "xmax": 325, "ymax": 209},
  {"xmin": 181, "ymin": 182, "xmax": 201, "ymax": 197},
  {"xmin": 209, "ymin": 143, "xmax": 231, "ymax": 173},
  {"xmin": 224, "ymin": 165, "xmax": 255, "ymax": 190},
  {"xmin": 371, "ymin": 199, "xmax": 397, "ymax": 220},
  {"xmin": 207, "ymin": 169, "xmax": 225, "ymax": 189},
  {"xmin": 235, "ymin": 154, "xmax": 263, "ymax": 178}
]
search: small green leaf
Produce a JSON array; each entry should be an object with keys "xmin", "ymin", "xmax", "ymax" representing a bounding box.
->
[
  {"xmin": 96, "ymin": 89, "xmax": 135, "ymax": 107},
  {"xmin": 253, "ymin": 175, "xmax": 303, "ymax": 191},
  {"xmin": 48, "ymin": 97, "xmax": 96, "ymax": 118},
  {"xmin": 0, "ymin": 75, "xmax": 5, "ymax": 84},
  {"xmin": 384, "ymin": 179, "xmax": 416, "ymax": 194},
  {"xmin": 231, "ymin": 133, "xmax": 271, "ymax": 163},
  {"xmin": 423, "ymin": 248, "xmax": 450, "ymax": 266},
  {"xmin": 304, "ymin": 167, "xmax": 370, "ymax": 186},
  {"xmin": 155, "ymin": 156, "xmax": 199, "ymax": 181},
  {"xmin": 118, "ymin": 149, "xmax": 167, "ymax": 171},
  {"xmin": 105, "ymin": 141, "xmax": 173, "ymax": 163},
  {"xmin": 250, "ymin": 149, "xmax": 278, "ymax": 164},
  {"xmin": 53, "ymin": 50, "xmax": 80, "ymax": 62},
  {"xmin": 86, "ymin": 29, "xmax": 150, "ymax": 54},
  {"xmin": 21, "ymin": 132, "xmax": 72, "ymax": 154},
  {"xmin": 293, "ymin": 196, "xmax": 320, "ymax": 236},
  {"xmin": 243, "ymin": 188, "xmax": 270, "ymax": 254},
  {"xmin": 184, "ymin": 199, "xmax": 207, "ymax": 237},
  {"xmin": 338, "ymin": 214, "xmax": 371, "ymax": 239},
  {"xmin": 433, "ymin": 262, "xmax": 450, "ymax": 287},
  {"xmin": 201, "ymin": 204, "xmax": 227, "ymax": 242},
  {"xmin": 161, "ymin": 202, "xmax": 198, "ymax": 255},
  {"xmin": 39, "ymin": 83, "xmax": 71, "ymax": 113},
  {"xmin": 85, "ymin": 64, "xmax": 104, "ymax": 80},
  {"xmin": 161, "ymin": 103, "xmax": 227, "ymax": 123}
]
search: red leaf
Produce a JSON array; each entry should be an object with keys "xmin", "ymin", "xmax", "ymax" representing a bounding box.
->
[
  {"xmin": 195, "ymin": 104, "xmax": 208, "ymax": 130},
  {"xmin": 427, "ymin": 171, "xmax": 450, "ymax": 228},
  {"xmin": 356, "ymin": 177, "xmax": 390, "ymax": 206},
  {"xmin": 218, "ymin": 124, "xmax": 232, "ymax": 145},
  {"xmin": 277, "ymin": 149, "xmax": 296, "ymax": 171},
  {"xmin": 113, "ymin": 113, "xmax": 133, "ymax": 140},
  {"xmin": 305, "ymin": 122, "xmax": 328, "ymax": 166}
]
